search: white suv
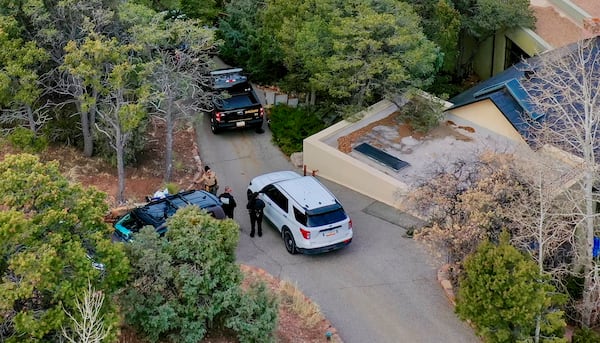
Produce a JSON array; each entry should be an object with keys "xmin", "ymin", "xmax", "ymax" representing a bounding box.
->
[{"xmin": 247, "ymin": 171, "xmax": 353, "ymax": 254}]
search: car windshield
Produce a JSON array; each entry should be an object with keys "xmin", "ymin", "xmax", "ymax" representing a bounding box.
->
[
  {"xmin": 221, "ymin": 94, "xmax": 253, "ymax": 110},
  {"xmin": 306, "ymin": 207, "xmax": 347, "ymax": 227}
]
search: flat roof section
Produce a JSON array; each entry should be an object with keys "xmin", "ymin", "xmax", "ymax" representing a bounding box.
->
[
  {"xmin": 531, "ymin": 3, "xmax": 585, "ymax": 48},
  {"xmin": 571, "ymin": 0, "xmax": 600, "ymax": 18}
]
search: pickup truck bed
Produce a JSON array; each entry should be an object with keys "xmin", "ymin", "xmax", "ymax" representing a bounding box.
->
[
  {"xmin": 221, "ymin": 94, "xmax": 255, "ymax": 109},
  {"xmin": 208, "ymin": 68, "xmax": 264, "ymax": 134}
]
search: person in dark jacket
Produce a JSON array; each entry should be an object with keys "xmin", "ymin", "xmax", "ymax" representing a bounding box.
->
[
  {"xmin": 218, "ymin": 186, "xmax": 237, "ymax": 219},
  {"xmin": 247, "ymin": 192, "xmax": 265, "ymax": 237}
]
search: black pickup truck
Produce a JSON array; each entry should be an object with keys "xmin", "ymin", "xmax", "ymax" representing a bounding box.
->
[{"xmin": 209, "ymin": 68, "xmax": 264, "ymax": 134}]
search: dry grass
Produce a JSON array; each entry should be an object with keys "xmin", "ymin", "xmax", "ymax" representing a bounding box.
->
[{"xmin": 278, "ymin": 279, "xmax": 325, "ymax": 328}]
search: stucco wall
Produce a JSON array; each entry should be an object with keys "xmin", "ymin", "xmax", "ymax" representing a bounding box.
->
[
  {"xmin": 505, "ymin": 28, "xmax": 553, "ymax": 54},
  {"xmin": 448, "ymin": 99, "xmax": 527, "ymax": 144},
  {"xmin": 474, "ymin": 29, "xmax": 552, "ymax": 79},
  {"xmin": 303, "ymin": 100, "xmax": 410, "ymax": 210}
]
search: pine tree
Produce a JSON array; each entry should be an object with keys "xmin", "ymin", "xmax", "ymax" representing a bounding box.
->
[
  {"xmin": 456, "ymin": 232, "xmax": 566, "ymax": 342},
  {"xmin": 0, "ymin": 154, "xmax": 129, "ymax": 342}
]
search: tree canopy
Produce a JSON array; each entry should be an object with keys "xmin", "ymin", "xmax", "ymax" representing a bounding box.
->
[
  {"xmin": 457, "ymin": 0, "xmax": 535, "ymax": 41},
  {"xmin": 0, "ymin": 153, "xmax": 129, "ymax": 342},
  {"xmin": 217, "ymin": 0, "xmax": 285, "ymax": 84},
  {"xmin": 120, "ymin": 206, "xmax": 278, "ymax": 342},
  {"xmin": 0, "ymin": 15, "xmax": 49, "ymax": 133},
  {"xmin": 221, "ymin": 0, "xmax": 439, "ymax": 116},
  {"xmin": 456, "ymin": 232, "xmax": 566, "ymax": 343}
]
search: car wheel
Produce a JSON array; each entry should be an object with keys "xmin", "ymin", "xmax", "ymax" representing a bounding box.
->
[
  {"xmin": 210, "ymin": 118, "xmax": 219, "ymax": 134},
  {"xmin": 283, "ymin": 229, "xmax": 297, "ymax": 255}
]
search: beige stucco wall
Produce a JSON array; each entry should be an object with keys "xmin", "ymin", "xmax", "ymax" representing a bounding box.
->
[
  {"xmin": 474, "ymin": 28, "xmax": 552, "ymax": 79},
  {"xmin": 303, "ymin": 100, "xmax": 410, "ymax": 210},
  {"xmin": 448, "ymin": 100, "xmax": 528, "ymax": 144},
  {"xmin": 505, "ymin": 28, "xmax": 553, "ymax": 55}
]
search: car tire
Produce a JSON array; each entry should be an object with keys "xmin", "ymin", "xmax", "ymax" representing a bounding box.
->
[
  {"xmin": 210, "ymin": 118, "xmax": 220, "ymax": 134},
  {"xmin": 283, "ymin": 228, "xmax": 297, "ymax": 255}
]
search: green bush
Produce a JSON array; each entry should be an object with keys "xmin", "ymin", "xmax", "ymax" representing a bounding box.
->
[
  {"xmin": 165, "ymin": 182, "xmax": 180, "ymax": 194},
  {"xmin": 0, "ymin": 154, "xmax": 129, "ymax": 342},
  {"xmin": 456, "ymin": 232, "xmax": 566, "ymax": 342},
  {"xmin": 7, "ymin": 127, "xmax": 48, "ymax": 153},
  {"xmin": 269, "ymin": 104, "xmax": 326, "ymax": 156},
  {"xmin": 572, "ymin": 327, "xmax": 600, "ymax": 343},
  {"xmin": 121, "ymin": 206, "xmax": 278, "ymax": 342},
  {"xmin": 424, "ymin": 73, "xmax": 465, "ymax": 100},
  {"xmin": 399, "ymin": 93, "xmax": 444, "ymax": 134},
  {"xmin": 226, "ymin": 281, "xmax": 279, "ymax": 343}
]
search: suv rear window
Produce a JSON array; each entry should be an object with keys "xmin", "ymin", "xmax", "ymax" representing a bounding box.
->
[{"xmin": 306, "ymin": 205, "xmax": 347, "ymax": 227}]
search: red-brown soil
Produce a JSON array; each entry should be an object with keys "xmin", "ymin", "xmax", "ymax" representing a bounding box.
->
[{"xmin": 40, "ymin": 119, "xmax": 200, "ymax": 207}]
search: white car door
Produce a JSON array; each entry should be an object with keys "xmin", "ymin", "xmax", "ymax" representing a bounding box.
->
[{"xmin": 261, "ymin": 185, "xmax": 290, "ymax": 232}]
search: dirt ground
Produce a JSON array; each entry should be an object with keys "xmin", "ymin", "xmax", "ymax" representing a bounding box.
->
[
  {"xmin": 337, "ymin": 111, "xmax": 472, "ymax": 155},
  {"xmin": 41, "ymin": 119, "xmax": 200, "ymax": 207},
  {"xmin": 0, "ymin": 118, "xmax": 336, "ymax": 343}
]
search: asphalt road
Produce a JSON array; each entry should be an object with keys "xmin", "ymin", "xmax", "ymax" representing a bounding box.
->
[{"xmin": 193, "ymin": 115, "xmax": 479, "ymax": 343}]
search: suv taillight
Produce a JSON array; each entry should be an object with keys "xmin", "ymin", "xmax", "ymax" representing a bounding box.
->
[
  {"xmin": 300, "ymin": 228, "xmax": 311, "ymax": 240},
  {"xmin": 349, "ymin": 219, "xmax": 353, "ymax": 230},
  {"xmin": 215, "ymin": 112, "xmax": 222, "ymax": 122},
  {"xmin": 259, "ymin": 107, "xmax": 264, "ymax": 117}
]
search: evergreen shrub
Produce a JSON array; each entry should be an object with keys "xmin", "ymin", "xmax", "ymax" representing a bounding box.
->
[
  {"xmin": 572, "ymin": 327, "xmax": 600, "ymax": 343},
  {"xmin": 268, "ymin": 104, "xmax": 326, "ymax": 156},
  {"xmin": 7, "ymin": 127, "xmax": 48, "ymax": 152}
]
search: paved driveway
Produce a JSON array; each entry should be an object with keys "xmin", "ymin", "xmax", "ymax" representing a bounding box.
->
[{"xmin": 193, "ymin": 116, "xmax": 478, "ymax": 343}]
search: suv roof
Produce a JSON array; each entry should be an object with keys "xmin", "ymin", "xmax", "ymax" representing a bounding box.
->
[
  {"xmin": 114, "ymin": 190, "xmax": 225, "ymax": 241},
  {"xmin": 248, "ymin": 170, "xmax": 301, "ymax": 192},
  {"xmin": 135, "ymin": 190, "xmax": 223, "ymax": 224},
  {"xmin": 210, "ymin": 68, "xmax": 248, "ymax": 89},
  {"xmin": 249, "ymin": 171, "xmax": 337, "ymax": 210},
  {"xmin": 277, "ymin": 176, "xmax": 337, "ymax": 210}
]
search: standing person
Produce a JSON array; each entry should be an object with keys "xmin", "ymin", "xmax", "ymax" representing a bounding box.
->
[
  {"xmin": 218, "ymin": 186, "xmax": 237, "ymax": 219},
  {"xmin": 247, "ymin": 192, "xmax": 265, "ymax": 237},
  {"xmin": 197, "ymin": 165, "xmax": 218, "ymax": 195}
]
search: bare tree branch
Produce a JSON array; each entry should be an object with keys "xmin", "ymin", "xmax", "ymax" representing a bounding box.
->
[
  {"xmin": 522, "ymin": 38, "xmax": 600, "ymax": 326},
  {"xmin": 61, "ymin": 281, "xmax": 110, "ymax": 343}
]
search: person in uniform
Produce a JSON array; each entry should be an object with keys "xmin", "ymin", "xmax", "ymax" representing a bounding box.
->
[
  {"xmin": 246, "ymin": 192, "xmax": 265, "ymax": 237},
  {"xmin": 218, "ymin": 186, "xmax": 237, "ymax": 219}
]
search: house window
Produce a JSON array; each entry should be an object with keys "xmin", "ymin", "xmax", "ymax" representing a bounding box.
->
[{"xmin": 504, "ymin": 38, "xmax": 528, "ymax": 70}]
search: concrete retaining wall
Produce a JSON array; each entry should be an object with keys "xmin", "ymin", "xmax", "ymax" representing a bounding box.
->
[{"xmin": 303, "ymin": 100, "xmax": 411, "ymax": 210}]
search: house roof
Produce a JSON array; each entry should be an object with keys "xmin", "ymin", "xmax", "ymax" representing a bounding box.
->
[
  {"xmin": 448, "ymin": 36, "xmax": 600, "ymax": 145},
  {"xmin": 448, "ymin": 63, "xmax": 538, "ymax": 142}
]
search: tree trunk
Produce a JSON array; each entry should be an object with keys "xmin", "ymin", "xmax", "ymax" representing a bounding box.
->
[
  {"xmin": 26, "ymin": 105, "xmax": 36, "ymax": 133},
  {"xmin": 80, "ymin": 108, "xmax": 94, "ymax": 158},
  {"xmin": 116, "ymin": 136, "xmax": 126, "ymax": 205},
  {"xmin": 535, "ymin": 191, "xmax": 544, "ymax": 343},
  {"xmin": 80, "ymin": 89, "xmax": 98, "ymax": 158},
  {"xmin": 580, "ymin": 169, "xmax": 595, "ymax": 327},
  {"xmin": 165, "ymin": 103, "xmax": 174, "ymax": 183}
]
